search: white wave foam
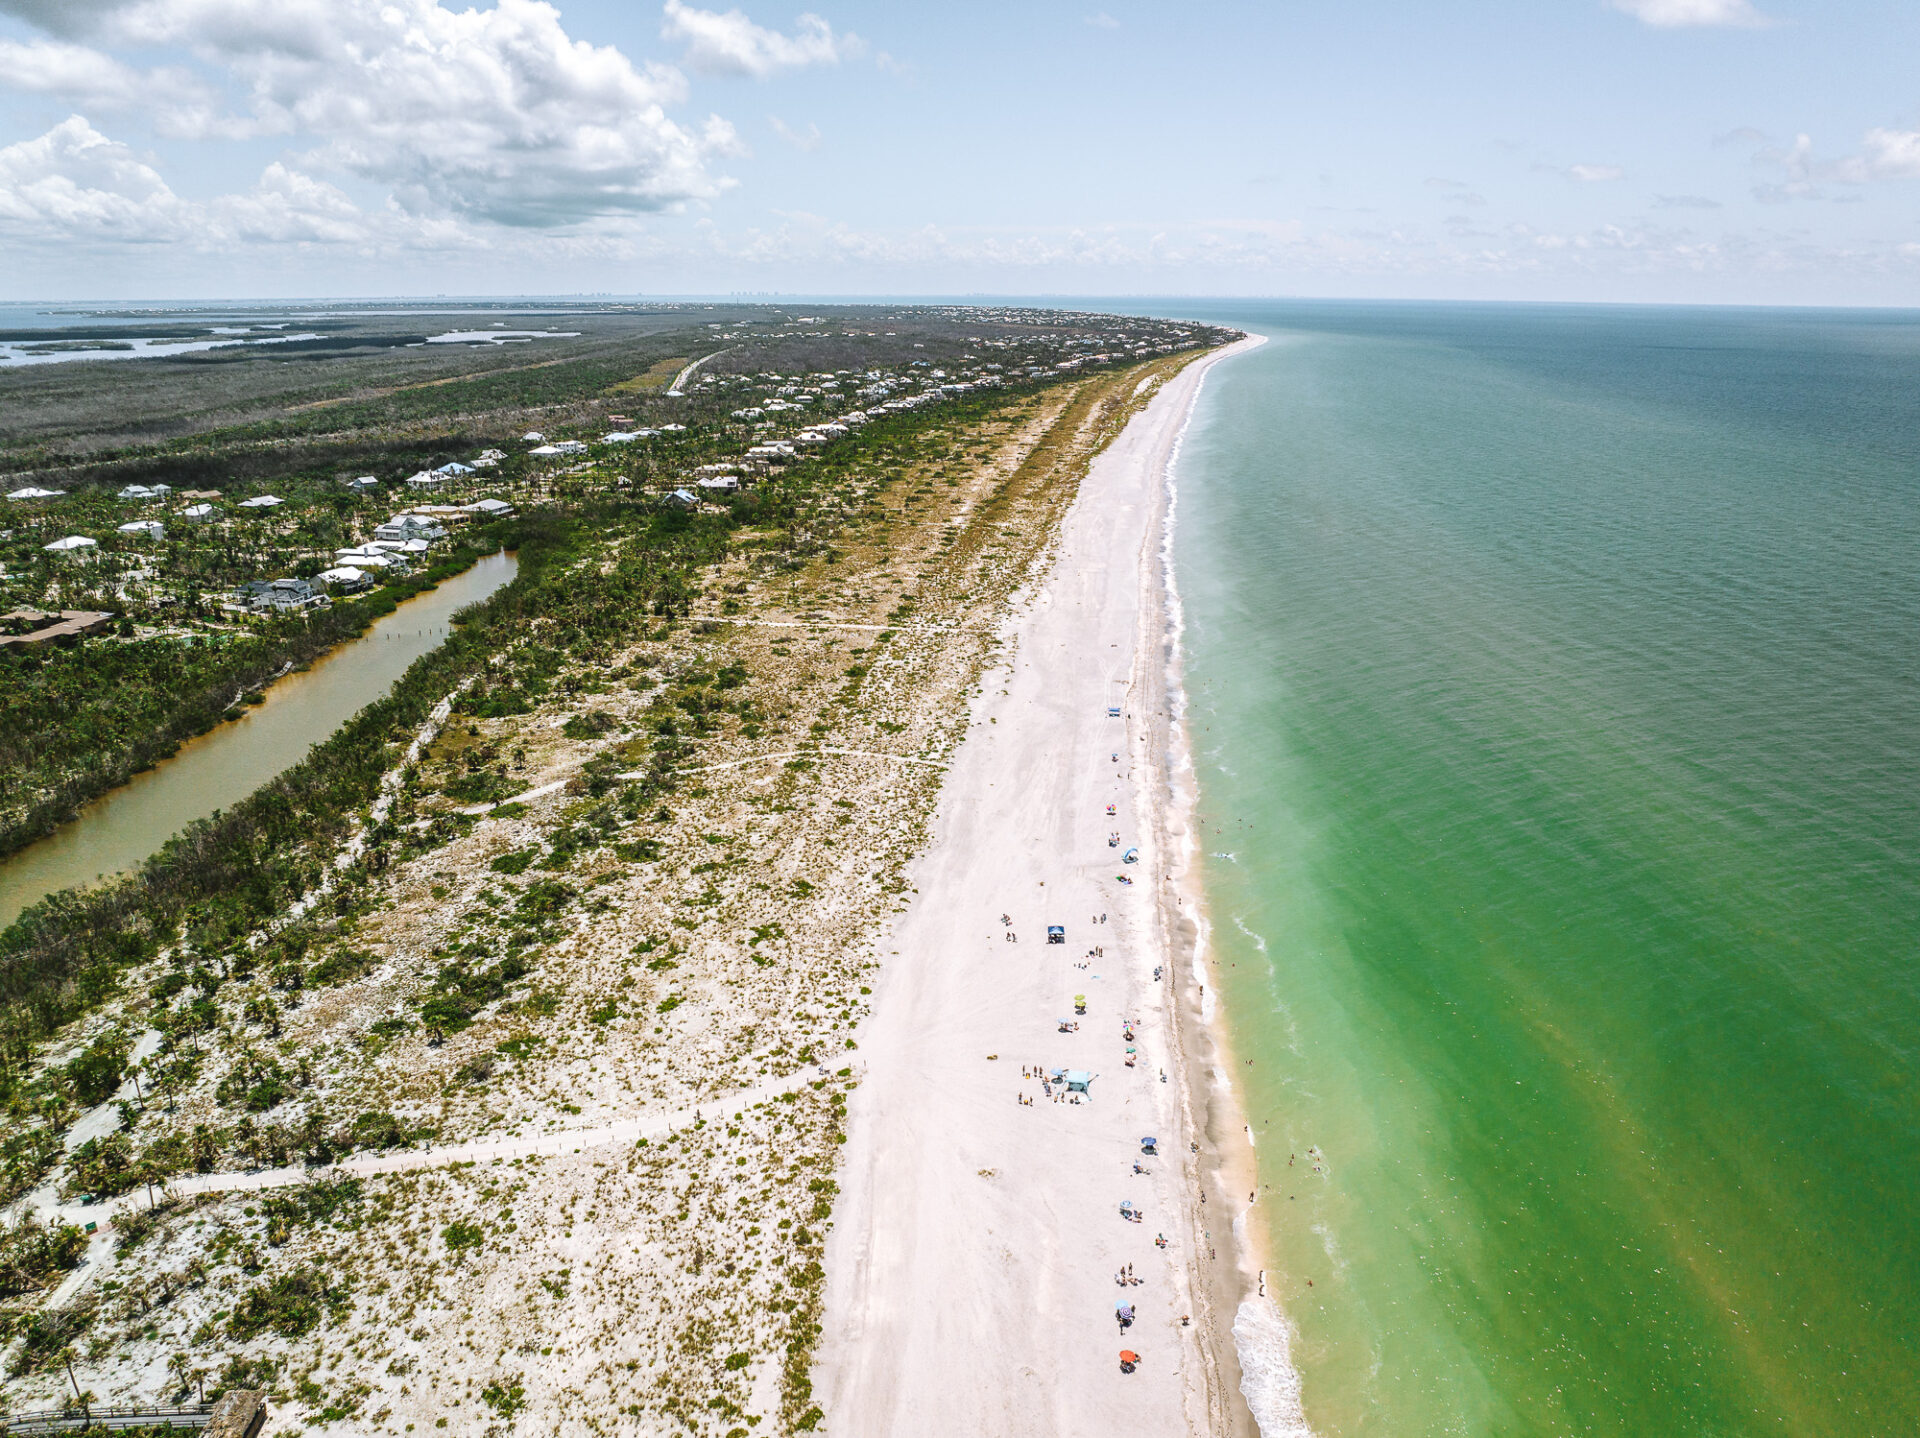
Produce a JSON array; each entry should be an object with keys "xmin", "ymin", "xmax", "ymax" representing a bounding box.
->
[
  {"xmin": 1165, "ymin": 344, "xmax": 1313, "ymax": 1437},
  {"xmin": 1234, "ymin": 1296, "xmax": 1317, "ymax": 1438}
]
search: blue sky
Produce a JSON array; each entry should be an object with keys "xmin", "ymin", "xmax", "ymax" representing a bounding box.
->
[{"xmin": 0, "ymin": 0, "xmax": 1917, "ymax": 302}]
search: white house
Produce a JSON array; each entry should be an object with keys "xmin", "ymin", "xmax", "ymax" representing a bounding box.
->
[
  {"xmin": 118, "ymin": 483, "xmax": 171, "ymax": 501},
  {"xmin": 433, "ymin": 461, "xmax": 475, "ymax": 477},
  {"xmin": 344, "ymin": 476, "xmax": 382, "ymax": 492},
  {"xmin": 335, "ymin": 548, "xmax": 401, "ymax": 571},
  {"xmin": 527, "ymin": 444, "xmax": 561, "ymax": 458},
  {"xmin": 403, "ymin": 470, "xmax": 444, "ymax": 490},
  {"xmin": 6, "ymin": 487, "xmax": 64, "ymax": 501},
  {"xmin": 696, "ymin": 476, "xmax": 740, "ymax": 493},
  {"xmin": 522, "ymin": 431, "xmax": 546, "ymax": 443},
  {"xmin": 373, "ymin": 513, "xmax": 446, "ymax": 543},
  {"xmin": 238, "ymin": 495, "xmax": 283, "ymax": 510},
  {"xmin": 601, "ymin": 432, "xmax": 638, "ymax": 444},
  {"xmin": 44, "ymin": 535, "xmax": 97, "ymax": 553},
  {"xmin": 179, "ymin": 503, "xmax": 217, "ymax": 522},
  {"xmin": 117, "ymin": 520, "xmax": 166, "ymax": 539},
  {"xmin": 462, "ymin": 498, "xmax": 515, "ymax": 518},
  {"xmin": 315, "ymin": 566, "xmax": 373, "ymax": 593}
]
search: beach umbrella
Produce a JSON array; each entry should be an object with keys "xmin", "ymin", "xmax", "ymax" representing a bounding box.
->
[
  {"xmin": 1119, "ymin": 1350, "xmax": 1140, "ymax": 1373},
  {"xmin": 1141, "ymin": 1136, "xmax": 1158, "ymax": 1152}
]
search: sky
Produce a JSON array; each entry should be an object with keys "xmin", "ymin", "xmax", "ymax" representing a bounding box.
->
[{"xmin": 0, "ymin": 0, "xmax": 1918, "ymax": 303}]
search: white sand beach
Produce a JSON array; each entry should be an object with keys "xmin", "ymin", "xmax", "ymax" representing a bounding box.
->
[{"xmin": 819, "ymin": 337, "xmax": 1266, "ymax": 1436}]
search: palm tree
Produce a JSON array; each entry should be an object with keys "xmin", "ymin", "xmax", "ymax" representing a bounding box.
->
[{"xmin": 55, "ymin": 1346, "xmax": 89, "ymax": 1419}]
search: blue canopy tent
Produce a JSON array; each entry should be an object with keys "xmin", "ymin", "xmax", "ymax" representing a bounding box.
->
[{"xmin": 1065, "ymin": 1069, "xmax": 1095, "ymax": 1093}]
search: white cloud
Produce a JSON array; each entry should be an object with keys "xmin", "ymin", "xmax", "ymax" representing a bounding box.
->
[
  {"xmin": 1860, "ymin": 128, "xmax": 1920, "ymax": 179},
  {"xmin": 1085, "ymin": 12, "xmax": 1120, "ymax": 28},
  {"xmin": 0, "ymin": 114, "xmax": 189, "ymax": 241},
  {"xmin": 215, "ymin": 163, "xmax": 365, "ymax": 244},
  {"xmin": 1568, "ymin": 164, "xmax": 1626, "ymax": 182},
  {"xmin": 0, "ymin": 37, "xmax": 231, "ymax": 137},
  {"xmin": 660, "ymin": 0, "xmax": 855, "ymax": 78},
  {"xmin": 1608, "ymin": 0, "xmax": 1770, "ymax": 27},
  {"xmin": 0, "ymin": 0, "xmax": 753, "ymax": 229},
  {"xmin": 770, "ymin": 116, "xmax": 821, "ymax": 151}
]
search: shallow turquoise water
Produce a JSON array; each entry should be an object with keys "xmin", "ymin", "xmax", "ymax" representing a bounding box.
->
[{"xmin": 1170, "ymin": 304, "xmax": 1920, "ymax": 1436}]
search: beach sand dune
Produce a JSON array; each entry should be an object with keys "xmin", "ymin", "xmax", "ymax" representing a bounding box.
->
[{"xmin": 819, "ymin": 340, "xmax": 1262, "ymax": 1436}]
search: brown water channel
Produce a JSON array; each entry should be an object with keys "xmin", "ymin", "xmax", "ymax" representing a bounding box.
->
[{"xmin": 0, "ymin": 550, "xmax": 518, "ymax": 928}]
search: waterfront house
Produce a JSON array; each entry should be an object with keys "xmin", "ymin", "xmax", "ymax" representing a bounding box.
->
[
  {"xmin": 335, "ymin": 547, "xmax": 402, "ymax": 571},
  {"xmin": 236, "ymin": 578, "xmax": 327, "ymax": 613},
  {"xmin": 315, "ymin": 566, "xmax": 374, "ymax": 593},
  {"xmin": 463, "ymin": 498, "xmax": 515, "ymax": 519},
  {"xmin": 373, "ymin": 513, "xmax": 447, "ymax": 544},
  {"xmin": 0, "ymin": 608, "xmax": 114, "ymax": 648}
]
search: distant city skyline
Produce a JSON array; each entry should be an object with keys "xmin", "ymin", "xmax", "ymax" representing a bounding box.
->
[{"xmin": 0, "ymin": 0, "xmax": 1917, "ymax": 303}]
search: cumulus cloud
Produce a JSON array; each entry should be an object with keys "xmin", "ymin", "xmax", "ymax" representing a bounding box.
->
[
  {"xmin": 1567, "ymin": 163, "xmax": 1626, "ymax": 182},
  {"xmin": 0, "ymin": 114, "xmax": 189, "ymax": 241},
  {"xmin": 1608, "ymin": 0, "xmax": 1770, "ymax": 27},
  {"xmin": 215, "ymin": 162, "xmax": 365, "ymax": 244},
  {"xmin": 0, "ymin": 37, "xmax": 234, "ymax": 137},
  {"xmin": 0, "ymin": 0, "xmax": 772, "ymax": 230},
  {"xmin": 1859, "ymin": 128, "xmax": 1920, "ymax": 179},
  {"xmin": 661, "ymin": 0, "xmax": 855, "ymax": 78}
]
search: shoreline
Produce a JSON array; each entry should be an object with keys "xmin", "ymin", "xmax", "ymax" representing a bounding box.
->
[
  {"xmin": 818, "ymin": 335, "xmax": 1268, "ymax": 1435},
  {"xmin": 1154, "ymin": 336, "xmax": 1318, "ymax": 1438}
]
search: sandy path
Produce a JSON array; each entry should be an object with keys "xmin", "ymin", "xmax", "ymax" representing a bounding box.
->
[
  {"xmin": 26, "ymin": 1066, "xmax": 835, "ymax": 1309},
  {"xmin": 818, "ymin": 342, "xmax": 1259, "ymax": 1436}
]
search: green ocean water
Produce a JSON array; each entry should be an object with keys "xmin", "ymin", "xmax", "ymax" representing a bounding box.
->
[{"xmin": 1169, "ymin": 304, "xmax": 1920, "ymax": 1437}]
